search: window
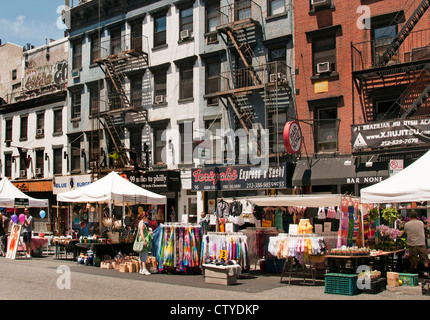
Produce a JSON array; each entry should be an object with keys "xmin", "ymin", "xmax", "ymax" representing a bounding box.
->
[
  {"xmin": 154, "ymin": 15, "xmax": 167, "ymax": 47},
  {"xmin": 36, "ymin": 113, "xmax": 45, "ymax": 137},
  {"xmin": 312, "ymin": 35, "xmax": 336, "ymax": 75},
  {"xmin": 91, "ymin": 34, "xmax": 101, "ymax": 63},
  {"xmin": 71, "ymin": 91, "xmax": 81, "ymax": 119},
  {"xmin": 180, "ymin": 62, "xmax": 194, "ymax": 100},
  {"xmin": 235, "ymin": 0, "xmax": 251, "ymax": 21},
  {"xmin": 131, "ymin": 23, "xmax": 143, "ymax": 52},
  {"xmin": 53, "ymin": 148, "xmax": 63, "ymax": 175},
  {"xmin": 20, "ymin": 116, "xmax": 28, "ymax": 141},
  {"xmin": 12, "ymin": 69, "xmax": 17, "ymax": 81},
  {"xmin": 179, "ymin": 122, "xmax": 193, "ymax": 164},
  {"xmin": 70, "ymin": 135, "xmax": 82, "ymax": 172},
  {"xmin": 54, "ymin": 109, "xmax": 63, "ymax": 134},
  {"xmin": 130, "ymin": 76, "xmax": 142, "ymax": 108},
  {"xmin": 5, "ymin": 119, "xmax": 12, "ymax": 142},
  {"xmin": 20, "ymin": 150, "xmax": 27, "ymax": 177},
  {"xmin": 372, "ymin": 24, "xmax": 397, "ymax": 66},
  {"xmin": 89, "ymin": 130, "xmax": 101, "ymax": 163},
  {"xmin": 89, "ymin": 85, "xmax": 100, "ymax": 115},
  {"xmin": 205, "ymin": 60, "xmax": 220, "ymax": 105},
  {"xmin": 130, "ymin": 129, "xmax": 143, "ymax": 166},
  {"xmin": 268, "ymin": 110, "xmax": 287, "ymax": 154},
  {"xmin": 153, "ymin": 125, "xmax": 167, "ymax": 165},
  {"xmin": 110, "ymin": 28, "xmax": 122, "ymax": 55},
  {"xmin": 72, "ymin": 41, "xmax": 82, "ymax": 70},
  {"xmin": 154, "ymin": 70, "xmax": 167, "ymax": 103},
  {"xmin": 314, "ymin": 105, "xmax": 338, "ymax": 152},
  {"xmin": 4, "ymin": 154, "xmax": 12, "ymax": 178},
  {"xmin": 268, "ymin": 0, "xmax": 285, "ymax": 16},
  {"xmin": 206, "ymin": 2, "xmax": 219, "ymax": 43},
  {"xmin": 374, "ymin": 98, "xmax": 400, "ymax": 121},
  {"xmin": 180, "ymin": 7, "xmax": 193, "ymax": 35},
  {"xmin": 205, "ymin": 119, "xmax": 221, "ymax": 162},
  {"xmin": 35, "ymin": 150, "xmax": 44, "ymax": 177}
]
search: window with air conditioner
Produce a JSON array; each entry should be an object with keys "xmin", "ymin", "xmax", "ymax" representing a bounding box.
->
[
  {"xmin": 155, "ymin": 95, "xmax": 166, "ymax": 104},
  {"xmin": 312, "ymin": 35, "xmax": 336, "ymax": 75},
  {"xmin": 180, "ymin": 6, "xmax": 193, "ymax": 40},
  {"xmin": 35, "ymin": 168, "xmax": 42, "ymax": 175},
  {"xmin": 20, "ymin": 170, "xmax": 27, "ymax": 178},
  {"xmin": 154, "ymin": 70, "xmax": 167, "ymax": 104}
]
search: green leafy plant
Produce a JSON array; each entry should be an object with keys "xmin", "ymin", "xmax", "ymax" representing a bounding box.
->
[
  {"xmin": 368, "ymin": 207, "xmax": 379, "ymax": 222},
  {"xmin": 381, "ymin": 207, "xmax": 401, "ymax": 224}
]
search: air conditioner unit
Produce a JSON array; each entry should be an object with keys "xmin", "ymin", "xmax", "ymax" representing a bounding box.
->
[
  {"xmin": 36, "ymin": 129, "xmax": 44, "ymax": 136},
  {"xmin": 155, "ymin": 95, "xmax": 166, "ymax": 104},
  {"xmin": 5, "ymin": 140, "xmax": 11, "ymax": 148},
  {"xmin": 72, "ymin": 69, "xmax": 80, "ymax": 78},
  {"xmin": 311, "ymin": 0, "xmax": 330, "ymax": 7},
  {"xmin": 35, "ymin": 168, "xmax": 42, "ymax": 175},
  {"xmin": 316, "ymin": 61, "xmax": 331, "ymax": 74},
  {"xmin": 89, "ymin": 161, "xmax": 97, "ymax": 169},
  {"xmin": 269, "ymin": 73, "xmax": 284, "ymax": 83},
  {"xmin": 180, "ymin": 29, "xmax": 191, "ymax": 40},
  {"xmin": 20, "ymin": 170, "xmax": 27, "ymax": 177}
]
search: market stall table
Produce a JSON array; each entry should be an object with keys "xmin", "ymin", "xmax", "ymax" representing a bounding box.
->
[
  {"xmin": 75, "ymin": 242, "xmax": 134, "ymax": 264},
  {"xmin": 53, "ymin": 239, "xmax": 79, "ymax": 260},
  {"xmin": 325, "ymin": 249, "xmax": 406, "ymax": 277}
]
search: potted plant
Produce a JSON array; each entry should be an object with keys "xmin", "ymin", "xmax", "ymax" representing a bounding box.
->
[{"xmin": 381, "ymin": 207, "xmax": 401, "ymax": 225}]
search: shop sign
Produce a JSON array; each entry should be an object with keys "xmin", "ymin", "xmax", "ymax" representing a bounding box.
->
[
  {"xmin": 352, "ymin": 118, "xmax": 430, "ymax": 150},
  {"xmin": 191, "ymin": 163, "xmax": 287, "ymax": 191},
  {"xmin": 389, "ymin": 159, "xmax": 404, "ymax": 176},
  {"xmin": 14, "ymin": 198, "xmax": 29, "ymax": 206},
  {"xmin": 283, "ymin": 121, "xmax": 302, "ymax": 154},
  {"xmin": 125, "ymin": 171, "xmax": 181, "ymax": 193},
  {"xmin": 314, "ymin": 81, "xmax": 328, "ymax": 93},
  {"xmin": 53, "ymin": 175, "xmax": 93, "ymax": 194}
]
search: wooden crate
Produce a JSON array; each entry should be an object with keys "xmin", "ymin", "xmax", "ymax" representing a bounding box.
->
[{"xmin": 204, "ymin": 265, "xmax": 238, "ymax": 286}]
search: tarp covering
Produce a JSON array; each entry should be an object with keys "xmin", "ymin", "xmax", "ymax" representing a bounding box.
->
[
  {"xmin": 0, "ymin": 178, "xmax": 49, "ymax": 208},
  {"xmin": 361, "ymin": 150, "xmax": 430, "ymax": 203},
  {"xmin": 57, "ymin": 171, "xmax": 166, "ymax": 206}
]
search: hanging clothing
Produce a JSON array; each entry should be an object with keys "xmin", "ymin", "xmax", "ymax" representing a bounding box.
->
[{"xmin": 216, "ymin": 200, "xmax": 230, "ymax": 219}]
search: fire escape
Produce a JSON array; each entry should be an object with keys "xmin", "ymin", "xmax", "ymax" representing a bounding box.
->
[
  {"xmin": 352, "ymin": 0, "xmax": 430, "ymax": 124},
  {"xmin": 215, "ymin": 0, "xmax": 293, "ymax": 155},
  {"xmin": 94, "ymin": 32, "xmax": 149, "ymax": 168}
]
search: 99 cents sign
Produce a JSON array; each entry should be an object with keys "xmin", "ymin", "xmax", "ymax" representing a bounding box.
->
[{"xmin": 283, "ymin": 121, "xmax": 302, "ymax": 154}]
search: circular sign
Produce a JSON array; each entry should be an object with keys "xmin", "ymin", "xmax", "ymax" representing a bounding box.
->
[{"xmin": 283, "ymin": 121, "xmax": 302, "ymax": 154}]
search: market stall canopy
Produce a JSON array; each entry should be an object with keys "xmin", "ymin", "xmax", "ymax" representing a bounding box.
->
[
  {"xmin": 0, "ymin": 178, "xmax": 49, "ymax": 208},
  {"xmin": 57, "ymin": 171, "xmax": 167, "ymax": 206},
  {"xmin": 225, "ymin": 194, "xmax": 355, "ymax": 207},
  {"xmin": 361, "ymin": 150, "xmax": 430, "ymax": 204}
]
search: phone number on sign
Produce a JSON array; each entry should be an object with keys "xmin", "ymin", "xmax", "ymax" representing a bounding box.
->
[
  {"xmin": 246, "ymin": 181, "xmax": 285, "ymax": 189},
  {"xmin": 380, "ymin": 138, "xmax": 419, "ymax": 146}
]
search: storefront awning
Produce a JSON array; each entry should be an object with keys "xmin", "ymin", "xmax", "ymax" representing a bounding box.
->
[{"xmin": 292, "ymin": 157, "xmax": 390, "ymax": 187}]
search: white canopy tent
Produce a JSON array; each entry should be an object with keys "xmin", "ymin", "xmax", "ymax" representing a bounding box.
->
[
  {"xmin": 224, "ymin": 194, "xmax": 355, "ymax": 208},
  {"xmin": 361, "ymin": 150, "xmax": 430, "ymax": 204},
  {"xmin": 57, "ymin": 171, "xmax": 167, "ymax": 206},
  {"xmin": 0, "ymin": 177, "xmax": 48, "ymax": 208}
]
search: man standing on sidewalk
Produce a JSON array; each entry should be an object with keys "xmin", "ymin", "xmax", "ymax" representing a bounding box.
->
[{"xmin": 404, "ymin": 210, "xmax": 429, "ymax": 277}]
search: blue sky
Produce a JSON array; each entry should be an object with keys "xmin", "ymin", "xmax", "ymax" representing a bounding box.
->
[{"xmin": 0, "ymin": 1, "xmax": 66, "ymax": 48}]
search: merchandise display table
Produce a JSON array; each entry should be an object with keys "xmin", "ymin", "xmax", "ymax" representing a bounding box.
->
[
  {"xmin": 53, "ymin": 239, "xmax": 79, "ymax": 260},
  {"xmin": 202, "ymin": 264, "xmax": 242, "ymax": 285},
  {"xmin": 75, "ymin": 242, "xmax": 133, "ymax": 260},
  {"xmin": 326, "ymin": 249, "xmax": 406, "ymax": 277}
]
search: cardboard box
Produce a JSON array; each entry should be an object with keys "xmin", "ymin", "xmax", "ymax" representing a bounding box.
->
[
  {"xmin": 203, "ymin": 265, "xmax": 238, "ymax": 286},
  {"xmin": 387, "ymin": 272, "xmax": 399, "ymax": 281}
]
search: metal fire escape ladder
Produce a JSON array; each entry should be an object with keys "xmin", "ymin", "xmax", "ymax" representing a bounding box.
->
[
  {"xmin": 378, "ymin": 0, "xmax": 430, "ymax": 66},
  {"xmin": 401, "ymin": 64, "xmax": 430, "ymax": 118},
  {"xmin": 101, "ymin": 58, "xmax": 131, "ymax": 110}
]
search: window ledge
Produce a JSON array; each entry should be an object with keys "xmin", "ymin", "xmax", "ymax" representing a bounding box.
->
[
  {"xmin": 71, "ymin": 117, "xmax": 81, "ymax": 122},
  {"xmin": 52, "ymin": 132, "xmax": 63, "ymax": 137},
  {"xmin": 178, "ymin": 37, "xmax": 194, "ymax": 44},
  {"xmin": 152, "ymin": 44, "xmax": 168, "ymax": 52},
  {"xmin": 19, "ymin": 138, "xmax": 28, "ymax": 142},
  {"xmin": 311, "ymin": 71, "xmax": 339, "ymax": 81},
  {"xmin": 178, "ymin": 97, "xmax": 194, "ymax": 104},
  {"xmin": 265, "ymin": 12, "xmax": 288, "ymax": 22},
  {"xmin": 152, "ymin": 102, "xmax": 168, "ymax": 108}
]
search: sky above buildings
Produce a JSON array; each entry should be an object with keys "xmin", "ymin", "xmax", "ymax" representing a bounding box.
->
[{"xmin": 0, "ymin": 1, "xmax": 66, "ymax": 48}]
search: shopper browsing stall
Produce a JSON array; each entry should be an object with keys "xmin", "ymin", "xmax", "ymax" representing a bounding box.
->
[
  {"xmin": 22, "ymin": 208, "xmax": 32, "ymax": 258},
  {"xmin": 137, "ymin": 211, "xmax": 153, "ymax": 275},
  {"xmin": 404, "ymin": 210, "xmax": 429, "ymax": 277}
]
